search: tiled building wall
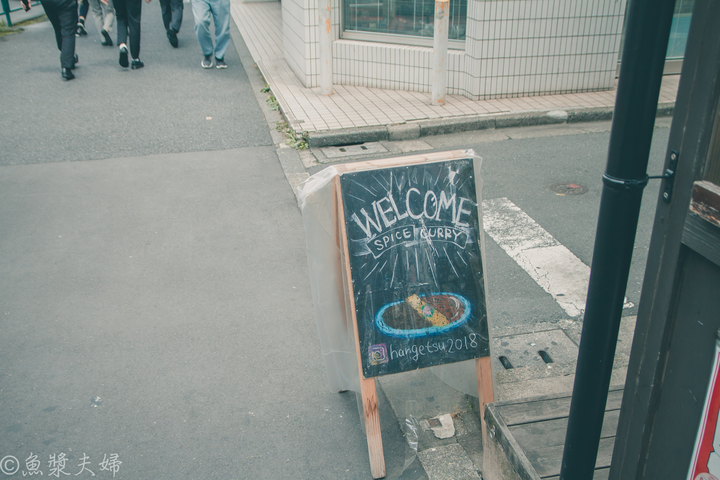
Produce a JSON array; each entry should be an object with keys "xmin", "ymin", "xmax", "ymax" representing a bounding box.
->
[
  {"xmin": 333, "ymin": 41, "xmax": 466, "ymax": 93},
  {"xmin": 285, "ymin": 0, "xmax": 626, "ymax": 99},
  {"xmin": 463, "ymin": 0, "xmax": 627, "ymax": 99},
  {"xmin": 283, "ymin": 0, "xmax": 340, "ymax": 87}
]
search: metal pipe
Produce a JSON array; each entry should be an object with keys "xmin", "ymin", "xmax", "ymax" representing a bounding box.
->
[
  {"xmin": 3, "ymin": 0, "xmax": 14, "ymax": 27},
  {"xmin": 558, "ymin": 0, "xmax": 677, "ymax": 478},
  {"xmin": 431, "ymin": 0, "xmax": 449, "ymax": 105}
]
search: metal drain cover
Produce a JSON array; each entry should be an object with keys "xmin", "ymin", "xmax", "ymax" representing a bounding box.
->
[
  {"xmin": 551, "ymin": 182, "xmax": 588, "ymax": 195},
  {"xmin": 492, "ymin": 330, "xmax": 579, "ymax": 371},
  {"xmin": 320, "ymin": 142, "xmax": 389, "ymax": 159}
]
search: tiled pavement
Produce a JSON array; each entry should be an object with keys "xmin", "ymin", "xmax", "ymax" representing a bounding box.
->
[{"xmin": 231, "ymin": 0, "xmax": 680, "ymax": 146}]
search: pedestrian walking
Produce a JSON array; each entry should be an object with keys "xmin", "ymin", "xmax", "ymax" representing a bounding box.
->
[
  {"xmin": 112, "ymin": 0, "xmax": 151, "ymax": 69},
  {"xmin": 76, "ymin": 0, "xmax": 89, "ymax": 35},
  {"xmin": 191, "ymin": 0, "xmax": 229, "ymax": 68},
  {"xmin": 159, "ymin": 0, "xmax": 182, "ymax": 47},
  {"xmin": 88, "ymin": 0, "xmax": 115, "ymax": 46},
  {"xmin": 21, "ymin": 0, "xmax": 79, "ymax": 80}
]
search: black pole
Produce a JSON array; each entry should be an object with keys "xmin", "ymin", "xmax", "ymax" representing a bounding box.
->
[{"xmin": 558, "ymin": 0, "xmax": 676, "ymax": 479}]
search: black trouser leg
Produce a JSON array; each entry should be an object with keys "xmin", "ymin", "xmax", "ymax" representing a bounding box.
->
[
  {"xmin": 126, "ymin": 0, "xmax": 141, "ymax": 58},
  {"xmin": 43, "ymin": 1, "xmax": 64, "ymax": 50},
  {"xmin": 40, "ymin": 0, "xmax": 77, "ymax": 69},
  {"xmin": 160, "ymin": 0, "xmax": 181, "ymax": 32},
  {"xmin": 114, "ymin": 0, "xmax": 128, "ymax": 46},
  {"xmin": 57, "ymin": 0, "xmax": 77, "ymax": 68},
  {"xmin": 159, "ymin": 0, "xmax": 171, "ymax": 30},
  {"xmin": 79, "ymin": 0, "xmax": 88, "ymax": 19}
]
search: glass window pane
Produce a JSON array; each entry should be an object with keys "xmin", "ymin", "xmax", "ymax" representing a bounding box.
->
[
  {"xmin": 343, "ymin": 0, "xmax": 466, "ymax": 41},
  {"xmin": 666, "ymin": 0, "xmax": 694, "ymax": 59}
]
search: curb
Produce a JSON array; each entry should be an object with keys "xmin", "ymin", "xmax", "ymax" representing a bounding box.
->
[{"xmin": 304, "ymin": 102, "xmax": 676, "ymax": 148}]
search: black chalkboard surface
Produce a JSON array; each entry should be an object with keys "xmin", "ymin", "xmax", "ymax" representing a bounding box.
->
[{"xmin": 340, "ymin": 157, "xmax": 489, "ymax": 378}]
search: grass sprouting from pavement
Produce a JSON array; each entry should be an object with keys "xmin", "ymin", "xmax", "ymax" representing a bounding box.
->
[{"xmin": 0, "ymin": 14, "xmax": 47, "ymax": 37}]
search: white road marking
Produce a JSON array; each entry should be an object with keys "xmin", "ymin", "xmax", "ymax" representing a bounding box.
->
[{"xmin": 482, "ymin": 197, "xmax": 633, "ymax": 318}]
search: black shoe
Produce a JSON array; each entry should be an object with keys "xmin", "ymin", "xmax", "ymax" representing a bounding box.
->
[
  {"xmin": 101, "ymin": 29, "xmax": 113, "ymax": 46},
  {"xmin": 201, "ymin": 55, "xmax": 212, "ymax": 68},
  {"xmin": 167, "ymin": 28, "xmax": 178, "ymax": 48},
  {"xmin": 76, "ymin": 21, "xmax": 87, "ymax": 36},
  {"xmin": 119, "ymin": 44, "xmax": 129, "ymax": 68},
  {"xmin": 215, "ymin": 57, "xmax": 227, "ymax": 69},
  {"xmin": 62, "ymin": 68, "xmax": 75, "ymax": 80},
  {"xmin": 131, "ymin": 58, "xmax": 144, "ymax": 69}
]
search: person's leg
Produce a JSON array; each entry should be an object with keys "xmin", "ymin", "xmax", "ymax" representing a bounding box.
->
[
  {"xmin": 76, "ymin": 0, "xmax": 88, "ymax": 35},
  {"xmin": 87, "ymin": 0, "xmax": 104, "ymax": 36},
  {"xmin": 57, "ymin": 0, "xmax": 78, "ymax": 69},
  {"xmin": 40, "ymin": 0, "xmax": 64, "ymax": 51},
  {"xmin": 209, "ymin": 0, "xmax": 230, "ymax": 61},
  {"xmin": 159, "ymin": 0, "xmax": 171, "ymax": 31},
  {"xmin": 163, "ymin": 0, "xmax": 180, "ymax": 47},
  {"xmin": 169, "ymin": 0, "xmax": 182, "ymax": 32},
  {"xmin": 126, "ymin": 0, "xmax": 142, "ymax": 59},
  {"xmin": 114, "ymin": 0, "xmax": 128, "ymax": 47},
  {"xmin": 191, "ymin": 0, "xmax": 214, "ymax": 57},
  {"xmin": 101, "ymin": 0, "xmax": 114, "ymax": 33}
]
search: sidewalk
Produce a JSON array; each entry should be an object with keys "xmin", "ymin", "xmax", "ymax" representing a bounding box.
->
[
  {"xmin": 230, "ymin": 0, "xmax": 680, "ymax": 147},
  {"xmin": 228, "ymin": 7, "xmax": 659, "ymax": 477},
  {"xmin": 227, "ymin": 0, "xmax": 653, "ymax": 406},
  {"xmin": 2, "ymin": 8, "xmax": 419, "ymax": 480},
  {"xmin": 0, "ymin": 7, "xmax": 672, "ymax": 479}
]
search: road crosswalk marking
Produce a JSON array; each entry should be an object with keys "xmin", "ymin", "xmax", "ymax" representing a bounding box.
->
[{"xmin": 482, "ymin": 197, "xmax": 633, "ymax": 318}]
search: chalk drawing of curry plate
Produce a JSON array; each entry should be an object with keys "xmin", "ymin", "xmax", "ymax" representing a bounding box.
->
[{"xmin": 375, "ymin": 293, "xmax": 472, "ymax": 339}]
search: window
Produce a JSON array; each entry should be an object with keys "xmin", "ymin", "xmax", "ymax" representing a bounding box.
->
[
  {"xmin": 667, "ymin": 0, "xmax": 694, "ymax": 59},
  {"xmin": 342, "ymin": 0, "xmax": 467, "ymax": 46}
]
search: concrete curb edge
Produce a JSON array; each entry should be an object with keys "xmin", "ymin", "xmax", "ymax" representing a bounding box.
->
[{"xmin": 304, "ymin": 101, "xmax": 676, "ymax": 148}]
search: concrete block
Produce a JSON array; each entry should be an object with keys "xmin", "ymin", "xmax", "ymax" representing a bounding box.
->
[
  {"xmin": 566, "ymin": 106, "xmax": 614, "ymax": 123},
  {"xmin": 307, "ymin": 126, "xmax": 389, "ymax": 147},
  {"xmin": 495, "ymin": 111, "xmax": 567, "ymax": 129},
  {"xmin": 388, "ymin": 122, "xmax": 421, "ymax": 141},
  {"xmin": 419, "ymin": 116, "xmax": 495, "ymax": 137}
]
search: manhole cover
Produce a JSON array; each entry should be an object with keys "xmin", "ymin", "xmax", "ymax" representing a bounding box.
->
[{"xmin": 551, "ymin": 182, "xmax": 588, "ymax": 195}]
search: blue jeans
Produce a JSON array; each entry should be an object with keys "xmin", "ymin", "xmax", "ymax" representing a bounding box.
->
[{"xmin": 191, "ymin": 0, "xmax": 230, "ymax": 59}]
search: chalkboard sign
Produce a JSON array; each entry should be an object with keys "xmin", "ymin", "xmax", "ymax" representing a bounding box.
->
[{"xmin": 340, "ymin": 157, "xmax": 489, "ymax": 378}]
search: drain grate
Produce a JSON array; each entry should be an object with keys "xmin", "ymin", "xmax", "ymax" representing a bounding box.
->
[
  {"xmin": 551, "ymin": 182, "xmax": 588, "ymax": 195},
  {"xmin": 320, "ymin": 142, "xmax": 389, "ymax": 159}
]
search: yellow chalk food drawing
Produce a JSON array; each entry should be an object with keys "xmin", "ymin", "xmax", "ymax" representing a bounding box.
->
[{"xmin": 406, "ymin": 294, "xmax": 449, "ymax": 327}]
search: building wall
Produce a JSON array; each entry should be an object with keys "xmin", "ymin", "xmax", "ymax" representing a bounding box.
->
[
  {"xmin": 284, "ymin": 0, "xmax": 627, "ymax": 100},
  {"xmin": 283, "ymin": 0, "xmax": 340, "ymax": 87},
  {"xmin": 463, "ymin": 0, "xmax": 627, "ymax": 99}
]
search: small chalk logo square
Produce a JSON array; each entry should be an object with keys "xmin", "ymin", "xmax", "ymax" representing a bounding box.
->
[{"xmin": 369, "ymin": 344, "xmax": 388, "ymax": 365}]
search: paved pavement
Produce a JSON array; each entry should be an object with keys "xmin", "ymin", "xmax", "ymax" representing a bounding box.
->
[
  {"xmin": 231, "ymin": 1, "xmax": 679, "ymax": 149},
  {"xmin": 1, "ymin": 6, "xmax": 678, "ymax": 480},
  {"xmin": 0, "ymin": 8, "xmax": 421, "ymax": 480},
  {"xmin": 1, "ymin": 0, "xmax": 271, "ymax": 165}
]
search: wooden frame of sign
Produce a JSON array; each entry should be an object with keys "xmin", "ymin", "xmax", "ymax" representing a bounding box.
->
[{"xmin": 333, "ymin": 150, "xmax": 494, "ymax": 478}]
